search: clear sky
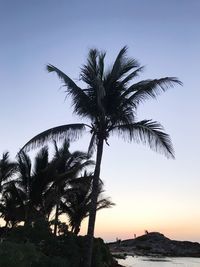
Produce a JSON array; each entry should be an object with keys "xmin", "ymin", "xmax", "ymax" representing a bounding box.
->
[{"xmin": 0, "ymin": 0, "xmax": 200, "ymax": 242}]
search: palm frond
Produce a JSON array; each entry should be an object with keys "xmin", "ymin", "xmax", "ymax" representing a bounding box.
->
[
  {"xmin": 0, "ymin": 152, "xmax": 16, "ymax": 183},
  {"xmin": 96, "ymin": 198, "xmax": 115, "ymax": 211},
  {"xmin": 111, "ymin": 120, "xmax": 175, "ymax": 158},
  {"xmin": 33, "ymin": 146, "xmax": 49, "ymax": 175},
  {"xmin": 119, "ymin": 66, "xmax": 144, "ymax": 86},
  {"xmin": 80, "ymin": 49, "xmax": 106, "ymax": 116},
  {"xmin": 108, "ymin": 46, "xmax": 140, "ymax": 83},
  {"xmin": 80, "ymin": 49, "xmax": 99, "ymax": 85},
  {"xmin": 21, "ymin": 123, "xmax": 86, "ymax": 151},
  {"xmin": 122, "ymin": 77, "xmax": 182, "ymax": 106},
  {"xmin": 17, "ymin": 151, "xmax": 32, "ymax": 179},
  {"xmin": 98, "ymin": 52, "xmax": 106, "ymax": 80},
  {"xmin": 47, "ymin": 64, "xmax": 94, "ymax": 118}
]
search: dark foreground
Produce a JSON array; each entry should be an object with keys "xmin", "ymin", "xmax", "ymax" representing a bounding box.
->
[{"xmin": 0, "ymin": 223, "xmax": 120, "ymax": 267}]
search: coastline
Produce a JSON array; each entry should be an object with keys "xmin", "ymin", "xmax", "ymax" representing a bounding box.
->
[{"xmin": 108, "ymin": 232, "xmax": 200, "ymax": 258}]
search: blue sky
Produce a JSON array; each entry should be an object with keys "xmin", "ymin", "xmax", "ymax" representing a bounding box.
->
[{"xmin": 0, "ymin": 0, "xmax": 200, "ymax": 241}]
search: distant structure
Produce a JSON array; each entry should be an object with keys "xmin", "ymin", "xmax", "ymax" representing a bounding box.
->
[{"xmin": 116, "ymin": 237, "xmax": 121, "ymax": 246}]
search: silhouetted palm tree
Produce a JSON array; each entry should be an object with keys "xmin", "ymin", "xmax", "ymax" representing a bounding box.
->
[
  {"xmin": 28, "ymin": 146, "xmax": 54, "ymax": 222},
  {"xmin": 50, "ymin": 140, "xmax": 94, "ymax": 235},
  {"xmin": 61, "ymin": 174, "xmax": 114, "ymax": 235},
  {"xmin": 13, "ymin": 148, "xmax": 56, "ymax": 225},
  {"xmin": 0, "ymin": 181, "xmax": 25, "ymax": 227},
  {"xmin": 0, "ymin": 152, "xmax": 19, "ymax": 227},
  {"xmin": 22, "ymin": 46, "xmax": 182, "ymax": 267}
]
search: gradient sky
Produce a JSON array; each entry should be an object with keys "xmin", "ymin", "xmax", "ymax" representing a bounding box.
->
[{"xmin": 0, "ymin": 0, "xmax": 200, "ymax": 242}]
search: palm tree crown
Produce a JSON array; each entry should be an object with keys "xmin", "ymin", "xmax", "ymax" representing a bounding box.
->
[{"xmin": 22, "ymin": 46, "xmax": 181, "ymax": 158}]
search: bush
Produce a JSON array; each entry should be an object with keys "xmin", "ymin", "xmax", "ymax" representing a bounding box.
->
[
  {"xmin": 92, "ymin": 238, "xmax": 115, "ymax": 267},
  {"xmin": 0, "ymin": 241, "xmax": 43, "ymax": 267},
  {"xmin": 0, "ymin": 241, "xmax": 71, "ymax": 267},
  {"xmin": 0, "ymin": 226, "xmax": 115, "ymax": 267},
  {"xmin": 5, "ymin": 221, "xmax": 52, "ymax": 244}
]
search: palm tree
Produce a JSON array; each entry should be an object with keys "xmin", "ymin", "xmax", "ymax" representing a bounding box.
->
[
  {"xmin": 13, "ymin": 148, "xmax": 55, "ymax": 225},
  {"xmin": 0, "ymin": 152, "xmax": 18, "ymax": 227},
  {"xmin": 61, "ymin": 174, "xmax": 114, "ymax": 235},
  {"xmin": 22, "ymin": 46, "xmax": 182, "ymax": 267},
  {"xmin": 50, "ymin": 140, "xmax": 94, "ymax": 235},
  {"xmin": 0, "ymin": 181, "xmax": 25, "ymax": 227},
  {"xmin": 28, "ymin": 146, "xmax": 54, "ymax": 222}
]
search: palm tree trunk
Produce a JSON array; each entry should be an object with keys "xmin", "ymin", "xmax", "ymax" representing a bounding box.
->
[
  {"xmin": 54, "ymin": 190, "xmax": 60, "ymax": 236},
  {"xmin": 84, "ymin": 137, "xmax": 104, "ymax": 267},
  {"xmin": 74, "ymin": 224, "xmax": 80, "ymax": 235},
  {"xmin": 24, "ymin": 201, "xmax": 30, "ymax": 226},
  {"xmin": 54, "ymin": 203, "xmax": 59, "ymax": 235}
]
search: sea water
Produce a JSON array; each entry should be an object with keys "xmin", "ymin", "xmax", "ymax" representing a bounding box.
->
[{"xmin": 117, "ymin": 256, "xmax": 200, "ymax": 267}]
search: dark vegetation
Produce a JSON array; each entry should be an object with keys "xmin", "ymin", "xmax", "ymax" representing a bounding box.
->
[
  {"xmin": 0, "ymin": 223, "xmax": 116, "ymax": 266},
  {"xmin": 0, "ymin": 141, "xmax": 116, "ymax": 266},
  {"xmin": 0, "ymin": 140, "xmax": 113, "ymax": 233}
]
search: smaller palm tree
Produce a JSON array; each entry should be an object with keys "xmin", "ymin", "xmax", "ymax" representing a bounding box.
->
[
  {"xmin": 12, "ymin": 148, "xmax": 54, "ymax": 225},
  {"xmin": 61, "ymin": 173, "xmax": 114, "ymax": 235},
  {"xmin": 0, "ymin": 181, "xmax": 25, "ymax": 227},
  {"xmin": 50, "ymin": 139, "xmax": 94, "ymax": 235}
]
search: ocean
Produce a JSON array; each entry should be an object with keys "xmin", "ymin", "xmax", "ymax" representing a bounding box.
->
[{"xmin": 117, "ymin": 256, "xmax": 200, "ymax": 267}]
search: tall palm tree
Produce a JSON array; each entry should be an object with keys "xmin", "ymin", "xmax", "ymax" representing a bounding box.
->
[{"xmin": 22, "ymin": 46, "xmax": 182, "ymax": 267}]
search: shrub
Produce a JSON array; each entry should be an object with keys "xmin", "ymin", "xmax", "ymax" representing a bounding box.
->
[{"xmin": 0, "ymin": 226, "xmax": 115, "ymax": 267}]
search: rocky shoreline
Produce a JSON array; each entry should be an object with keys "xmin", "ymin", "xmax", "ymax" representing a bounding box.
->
[{"xmin": 108, "ymin": 232, "xmax": 200, "ymax": 257}]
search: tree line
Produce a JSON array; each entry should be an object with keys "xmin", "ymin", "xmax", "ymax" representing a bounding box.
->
[{"xmin": 0, "ymin": 140, "xmax": 114, "ymax": 236}]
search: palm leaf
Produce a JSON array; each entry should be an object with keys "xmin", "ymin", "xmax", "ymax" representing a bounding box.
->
[
  {"xmin": 96, "ymin": 198, "xmax": 115, "ymax": 210},
  {"xmin": 119, "ymin": 66, "xmax": 144, "ymax": 86},
  {"xmin": 98, "ymin": 52, "xmax": 106, "ymax": 80},
  {"xmin": 0, "ymin": 152, "xmax": 16, "ymax": 183},
  {"xmin": 122, "ymin": 77, "xmax": 182, "ymax": 106},
  {"xmin": 33, "ymin": 146, "xmax": 49, "ymax": 175},
  {"xmin": 47, "ymin": 64, "xmax": 94, "ymax": 118},
  {"xmin": 108, "ymin": 46, "xmax": 140, "ymax": 83},
  {"xmin": 21, "ymin": 123, "xmax": 86, "ymax": 151},
  {"xmin": 111, "ymin": 120, "xmax": 175, "ymax": 158},
  {"xmin": 80, "ymin": 49, "xmax": 99, "ymax": 85}
]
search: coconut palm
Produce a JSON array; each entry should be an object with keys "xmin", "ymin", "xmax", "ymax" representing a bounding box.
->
[
  {"xmin": 61, "ymin": 174, "xmax": 114, "ymax": 235},
  {"xmin": 0, "ymin": 181, "xmax": 25, "ymax": 227},
  {"xmin": 22, "ymin": 46, "xmax": 182, "ymax": 267},
  {"xmin": 12, "ymin": 148, "xmax": 56, "ymax": 225},
  {"xmin": 27, "ymin": 146, "xmax": 55, "ymax": 222},
  {"xmin": 50, "ymin": 140, "xmax": 94, "ymax": 235}
]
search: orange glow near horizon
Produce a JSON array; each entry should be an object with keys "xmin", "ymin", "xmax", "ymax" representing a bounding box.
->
[
  {"xmin": 1, "ymin": 204, "xmax": 199, "ymax": 243},
  {"xmin": 79, "ymin": 199, "xmax": 200, "ymax": 243}
]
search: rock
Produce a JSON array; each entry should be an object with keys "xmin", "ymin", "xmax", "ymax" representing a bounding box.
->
[{"xmin": 108, "ymin": 232, "xmax": 200, "ymax": 257}]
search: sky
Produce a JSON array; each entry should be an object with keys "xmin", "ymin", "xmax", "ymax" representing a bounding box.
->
[{"xmin": 0, "ymin": 0, "xmax": 200, "ymax": 242}]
